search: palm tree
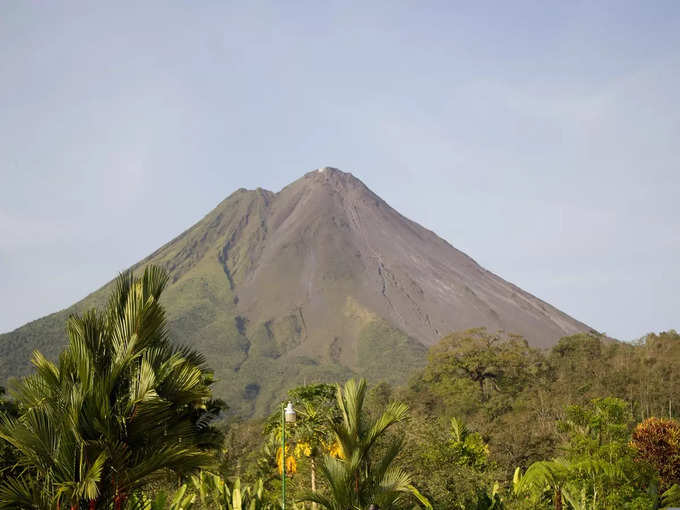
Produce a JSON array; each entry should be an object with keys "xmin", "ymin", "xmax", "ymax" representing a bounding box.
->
[
  {"xmin": 298, "ymin": 378, "xmax": 431, "ymax": 510},
  {"xmin": 291, "ymin": 400, "xmax": 331, "ymax": 509},
  {"xmin": 0, "ymin": 386, "xmax": 19, "ymax": 478},
  {"xmin": 0, "ymin": 266, "xmax": 219, "ymax": 509}
]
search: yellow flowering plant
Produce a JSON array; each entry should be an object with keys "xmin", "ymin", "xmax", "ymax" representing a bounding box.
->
[{"xmin": 276, "ymin": 445, "xmax": 297, "ymax": 475}]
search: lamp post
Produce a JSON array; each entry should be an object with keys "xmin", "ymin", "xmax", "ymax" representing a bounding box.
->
[{"xmin": 282, "ymin": 401, "xmax": 296, "ymax": 510}]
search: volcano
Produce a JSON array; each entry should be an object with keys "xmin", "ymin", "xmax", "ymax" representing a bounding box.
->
[{"xmin": 0, "ymin": 167, "xmax": 592, "ymax": 416}]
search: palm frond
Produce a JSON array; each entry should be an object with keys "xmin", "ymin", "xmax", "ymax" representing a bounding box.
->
[
  {"xmin": 364, "ymin": 401, "xmax": 408, "ymax": 453},
  {"xmin": 662, "ymin": 484, "xmax": 680, "ymax": 508},
  {"xmin": 372, "ymin": 438, "xmax": 403, "ymax": 485},
  {"xmin": 0, "ymin": 476, "xmax": 50, "ymax": 510},
  {"xmin": 514, "ymin": 459, "xmax": 569, "ymax": 495}
]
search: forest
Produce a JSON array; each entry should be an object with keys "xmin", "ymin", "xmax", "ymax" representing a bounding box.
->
[{"xmin": 1, "ymin": 265, "xmax": 679, "ymax": 510}]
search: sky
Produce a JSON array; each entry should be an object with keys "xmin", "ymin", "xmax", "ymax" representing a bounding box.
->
[{"xmin": 1, "ymin": 1, "xmax": 678, "ymax": 340}]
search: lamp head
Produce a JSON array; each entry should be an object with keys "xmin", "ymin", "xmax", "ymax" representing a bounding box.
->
[{"xmin": 284, "ymin": 401, "xmax": 296, "ymax": 423}]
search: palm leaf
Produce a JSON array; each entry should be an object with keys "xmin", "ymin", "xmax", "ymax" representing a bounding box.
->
[{"xmin": 662, "ymin": 484, "xmax": 680, "ymax": 508}]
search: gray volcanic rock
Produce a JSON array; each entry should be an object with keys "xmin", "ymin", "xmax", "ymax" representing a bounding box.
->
[
  {"xmin": 237, "ymin": 167, "xmax": 588, "ymax": 348},
  {"xmin": 0, "ymin": 167, "xmax": 592, "ymax": 416}
]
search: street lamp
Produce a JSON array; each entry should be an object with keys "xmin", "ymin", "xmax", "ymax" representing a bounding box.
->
[{"xmin": 282, "ymin": 401, "xmax": 296, "ymax": 510}]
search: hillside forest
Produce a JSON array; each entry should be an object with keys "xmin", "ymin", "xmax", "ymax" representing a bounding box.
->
[{"xmin": 1, "ymin": 266, "xmax": 680, "ymax": 509}]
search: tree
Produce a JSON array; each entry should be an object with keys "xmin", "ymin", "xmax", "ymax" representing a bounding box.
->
[
  {"xmin": 560, "ymin": 397, "xmax": 634, "ymax": 462},
  {"xmin": 515, "ymin": 398, "xmax": 658, "ymax": 510},
  {"xmin": 631, "ymin": 417, "xmax": 680, "ymax": 490},
  {"xmin": 425, "ymin": 328, "xmax": 544, "ymax": 404},
  {"xmin": 298, "ymin": 378, "xmax": 431, "ymax": 510},
  {"xmin": 634, "ymin": 332, "xmax": 680, "ymax": 420},
  {"xmin": 0, "ymin": 266, "xmax": 221, "ymax": 509},
  {"xmin": 401, "ymin": 416, "xmax": 499, "ymax": 509},
  {"xmin": 513, "ymin": 398, "xmax": 661, "ymax": 510},
  {"xmin": 561, "ymin": 398, "xmax": 656, "ymax": 509}
]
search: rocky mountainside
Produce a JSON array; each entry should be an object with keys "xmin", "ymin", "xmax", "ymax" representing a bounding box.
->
[{"xmin": 0, "ymin": 167, "xmax": 593, "ymax": 416}]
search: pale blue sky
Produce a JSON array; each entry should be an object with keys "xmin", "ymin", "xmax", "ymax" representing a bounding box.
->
[{"xmin": 1, "ymin": 1, "xmax": 678, "ymax": 340}]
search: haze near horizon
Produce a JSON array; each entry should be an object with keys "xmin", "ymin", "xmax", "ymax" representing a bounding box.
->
[{"xmin": 1, "ymin": 2, "xmax": 679, "ymax": 340}]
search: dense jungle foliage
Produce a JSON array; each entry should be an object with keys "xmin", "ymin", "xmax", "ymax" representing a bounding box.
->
[{"xmin": 1, "ymin": 265, "xmax": 680, "ymax": 509}]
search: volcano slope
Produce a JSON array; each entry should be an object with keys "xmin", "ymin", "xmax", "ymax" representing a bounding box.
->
[{"xmin": 0, "ymin": 168, "xmax": 593, "ymax": 416}]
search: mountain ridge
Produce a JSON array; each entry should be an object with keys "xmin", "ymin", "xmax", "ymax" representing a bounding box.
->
[{"xmin": 0, "ymin": 167, "xmax": 593, "ymax": 416}]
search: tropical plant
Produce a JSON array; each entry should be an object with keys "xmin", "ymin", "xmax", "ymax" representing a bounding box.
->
[
  {"xmin": 660, "ymin": 484, "xmax": 680, "ymax": 508},
  {"xmin": 186, "ymin": 471, "xmax": 273, "ymax": 510},
  {"xmin": 513, "ymin": 460, "xmax": 570, "ymax": 510},
  {"xmin": 514, "ymin": 399, "xmax": 660, "ymax": 510},
  {"xmin": 0, "ymin": 386, "xmax": 18, "ymax": 477},
  {"xmin": 298, "ymin": 378, "xmax": 431, "ymax": 510},
  {"xmin": 449, "ymin": 417, "xmax": 490, "ymax": 469},
  {"xmin": 399, "ymin": 414, "xmax": 499, "ymax": 509},
  {"xmin": 125, "ymin": 472, "xmax": 276, "ymax": 510},
  {"xmin": 561, "ymin": 459, "xmax": 625, "ymax": 510},
  {"xmin": 126, "ymin": 485, "xmax": 196, "ymax": 510},
  {"xmin": 473, "ymin": 483, "xmax": 504, "ymax": 510},
  {"xmin": 560, "ymin": 398, "xmax": 658, "ymax": 509},
  {"xmin": 0, "ymin": 266, "xmax": 221, "ymax": 509}
]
